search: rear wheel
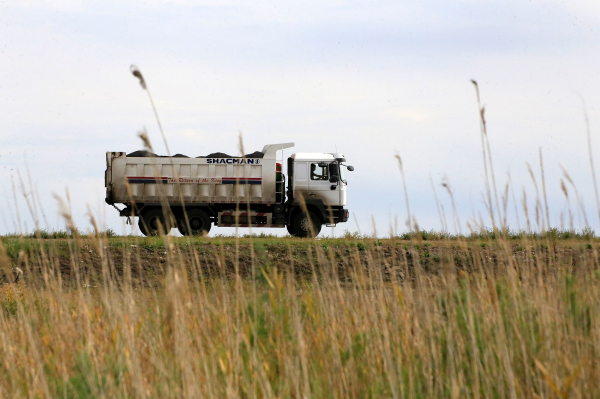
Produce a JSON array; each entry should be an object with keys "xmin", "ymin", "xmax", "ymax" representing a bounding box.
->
[
  {"xmin": 290, "ymin": 210, "xmax": 322, "ymax": 238},
  {"xmin": 139, "ymin": 208, "xmax": 172, "ymax": 236},
  {"xmin": 177, "ymin": 208, "xmax": 211, "ymax": 236}
]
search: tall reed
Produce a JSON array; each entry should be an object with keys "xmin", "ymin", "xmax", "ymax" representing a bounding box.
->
[{"xmin": 0, "ymin": 230, "xmax": 598, "ymax": 398}]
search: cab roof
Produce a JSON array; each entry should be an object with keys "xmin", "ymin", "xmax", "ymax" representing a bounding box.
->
[{"xmin": 291, "ymin": 153, "xmax": 344, "ymax": 161}]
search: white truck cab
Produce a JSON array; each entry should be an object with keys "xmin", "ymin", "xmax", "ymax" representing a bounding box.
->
[
  {"xmin": 290, "ymin": 153, "xmax": 347, "ymax": 207},
  {"xmin": 284, "ymin": 151, "xmax": 353, "ymax": 236}
]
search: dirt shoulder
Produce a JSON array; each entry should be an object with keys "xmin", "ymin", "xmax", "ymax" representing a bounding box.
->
[{"xmin": 0, "ymin": 236, "xmax": 597, "ymax": 286}]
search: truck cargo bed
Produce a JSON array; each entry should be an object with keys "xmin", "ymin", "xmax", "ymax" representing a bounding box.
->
[{"xmin": 105, "ymin": 143, "xmax": 293, "ymax": 206}]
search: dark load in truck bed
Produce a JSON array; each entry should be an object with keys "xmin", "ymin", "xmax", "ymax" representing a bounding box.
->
[{"xmin": 126, "ymin": 150, "xmax": 265, "ymax": 158}]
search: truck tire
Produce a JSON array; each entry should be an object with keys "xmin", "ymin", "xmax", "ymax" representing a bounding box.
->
[
  {"xmin": 139, "ymin": 208, "xmax": 172, "ymax": 236},
  {"xmin": 177, "ymin": 208, "xmax": 211, "ymax": 236},
  {"xmin": 290, "ymin": 210, "xmax": 322, "ymax": 238},
  {"xmin": 286, "ymin": 222, "xmax": 297, "ymax": 236}
]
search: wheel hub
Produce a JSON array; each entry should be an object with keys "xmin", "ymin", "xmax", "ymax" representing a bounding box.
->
[
  {"xmin": 300, "ymin": 217, "xmax": 311, "ymax": 231},
  {"xmin": 190, "ymin": 217, "xmax": 203, "ymax": 230}
]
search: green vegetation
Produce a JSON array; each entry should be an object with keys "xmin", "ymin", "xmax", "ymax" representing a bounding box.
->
[{"xmin": 0, "ymin": 232, "xmax": 598, "ymax": 398}]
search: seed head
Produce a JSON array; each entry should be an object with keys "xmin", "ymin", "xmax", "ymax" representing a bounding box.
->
[{"xmin": 130, "ymin": 64, "xmax": 147, "ymax": 89}]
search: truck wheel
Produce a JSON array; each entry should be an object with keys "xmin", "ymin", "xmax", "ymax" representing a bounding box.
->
[
  {"xmin": 290, "ymin": 211, "xmax": 322, "ymax": 238},
  {"xmin": 177, "ymin": 208, "xmax": 211, "ymax": 236},
  {"xmin": 139, "ymin": 208, "xmax": 171, "ymax": 236},
  {"xmin": 286, "ymin": 223, "xmax": 296, "ymax": 236}
]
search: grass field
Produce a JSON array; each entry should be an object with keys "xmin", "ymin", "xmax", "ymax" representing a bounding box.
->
[{"xmin": 0, "ymin": 232, "xmax": 598, "ymax": 398}]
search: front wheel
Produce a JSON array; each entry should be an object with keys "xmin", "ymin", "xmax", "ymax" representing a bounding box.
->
[
  {"xmin": 286, "ymin": 222, "xmax": 296, "ymax": 236},
  {"xmin": 289, "ymin": 211, "xmax": 322, "ymax": 238}
]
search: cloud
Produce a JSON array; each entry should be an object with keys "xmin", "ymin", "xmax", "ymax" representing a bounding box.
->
[
  {"xmin": 1, "ymin": 1, "xmax": 600, "ymax": 235},
  {"xmin": 179, "ymin": 128, "xmax": 208, "ymax": 144}
]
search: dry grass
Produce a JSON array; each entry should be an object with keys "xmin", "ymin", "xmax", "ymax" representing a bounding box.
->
[{"xmin": 0, "ymin": 233, "xmax": 598, "ymax": 398}]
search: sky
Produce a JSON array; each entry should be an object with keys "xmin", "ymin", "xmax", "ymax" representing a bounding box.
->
[{"xmin": 1, "ymin": 0, "xmax": 600, "ymax": 237}]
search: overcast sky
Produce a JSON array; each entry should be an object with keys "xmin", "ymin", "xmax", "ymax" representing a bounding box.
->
[{"xmin": 1, "ymin": 0, "xmax": 600, "ymax": 236}]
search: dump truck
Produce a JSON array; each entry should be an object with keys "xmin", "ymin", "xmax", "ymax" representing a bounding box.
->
[{"xmin": 105, "ymin": 143, "xmax": 353, "ymax": 237}]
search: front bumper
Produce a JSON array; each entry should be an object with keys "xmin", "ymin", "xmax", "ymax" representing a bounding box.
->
[{"xmin": 338, "ymin": 208, "xmax": 349, "ymax": 223}]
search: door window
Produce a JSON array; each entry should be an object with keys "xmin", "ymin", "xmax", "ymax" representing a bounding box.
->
[{"xmin": 310, "ymin": 163, "xmax": 328, "ymax": 181}]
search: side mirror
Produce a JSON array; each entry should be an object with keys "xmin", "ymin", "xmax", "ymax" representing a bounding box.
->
[
  {"xmin": 318, "ymin": 162, "xmax": 328, "ymax": 167},
  {"xmin": 347, "ymin": 165, "xmax": 354, "ymax": 171},
  {"xmin": 329, "ymin": 175, "xmax": 339, "ymax": 183}
]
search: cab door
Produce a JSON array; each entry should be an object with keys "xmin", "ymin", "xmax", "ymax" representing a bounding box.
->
[
  {"xmin": 329, "ymin": 162, "xmax": 346, "ymax": 207},
  {"xmin": 307, "ymin": 162, "xmax": 339, "ymax": 207}
]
